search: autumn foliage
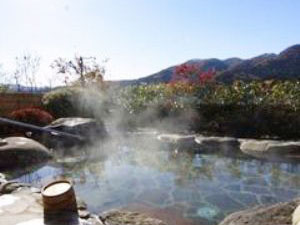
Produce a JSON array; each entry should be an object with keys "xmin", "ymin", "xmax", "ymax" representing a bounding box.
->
[
  {"xmin": 171, "ymin": 63, "xmax": 215, "ymax": 85},
  {"xmin": 9, "ymin": 108, "xmax": 54, "ymax": 126},
  {"xmin": 116, "ymin": 63, "xmax": 300, "ymax": 138}
]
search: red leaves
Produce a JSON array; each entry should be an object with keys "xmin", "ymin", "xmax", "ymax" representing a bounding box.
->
[
  {"xmin": 172, "ymin": 63, "xmax": 215, "ymax": 85},
  {"xmin": 199, "ymin": 70, "xmax": 215, "ymax": 84},
  {"xmin": 10, "ymin": 108, "xmax": 54, "ymax": 126},
  {"xmin": 175, "ymin": 63, "xmax": 197, "ymax": 77}
]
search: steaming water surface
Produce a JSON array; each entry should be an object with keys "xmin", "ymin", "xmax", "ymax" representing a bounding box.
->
[{"xmin": 5, "ymin": 133, "xmax": 300, "ymax": 225}]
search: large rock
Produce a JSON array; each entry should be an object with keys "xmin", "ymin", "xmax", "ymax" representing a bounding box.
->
[
  {"xmin": 157, "ymin": 134, "xmax": 196, "ymax": 144},
  {"xmin": 240, "ymin": 139, "xmax": 300, "ymax": 160},
  {"xmin": 100, "ymin": 210, "xmax": 167, "ymax": 225},
  {"xmin": 195, "ymin": 136, "xmax": 240, "ymax": 153},
  {"xmin": 31, "ymin": 117, "xmax": 107, "ymax": 148},
  {"xmin": 220, "ymin": 198, "xmax": 300, "ymax": 225},
  {"xmin": 0, "ymin": 137, "xmax": 52, "ymax": 168},
  {"xmin": 157, "ymin": 134, "xmax": 197, "ymax": 151},
  {"xmin": 293, "ymin": 205, "xmax": 300, "ymax": 225},
  {"xmin": 46, "ymin": 118, "xmax": 106, "ymax": 135}
]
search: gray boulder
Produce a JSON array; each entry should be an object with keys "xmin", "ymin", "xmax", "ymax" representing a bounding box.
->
[
  {"xmin": 100, "ymin": 210, "xmax": 167, "ymax": 225},
  {"xmin": 0, "ymin": 181, "xmax": 31, "ymax": 194},
  {"xmin": 220, "ymin": 198, "xmax": 300, "ymax": 225},
  {"xmin": 240, "ymin": 139, "xmax": 300, "ymax": 160},
  {"xmin": 47, "ymin": 117, "xmax": 107, "ymax": 138},
  {"xmin": 195, "ymin": 136, "xmax": 240, "ymax": 153},
  {"xmin": 0, "ymin": 137, "xmax": 52, "ymax": 168},
  {"xmin": 157, "ymin": 134, "xmax": 196, "ymax": 145},
  {"xmin": 31, "ymin": 117, "xmax": 107, "ymax": 148},
  {"xmin": 157, "ymin": 134, "xmax": 197, "ymax": 151}
]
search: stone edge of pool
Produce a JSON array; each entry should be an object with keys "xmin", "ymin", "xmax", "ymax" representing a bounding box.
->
[
  {"xmin": 157, "ymin": 133, "xmax": 300, "ymax": 161},
  {"xmin": 0, "ymin": 174, "xmax": 167, "ymax": 225}
]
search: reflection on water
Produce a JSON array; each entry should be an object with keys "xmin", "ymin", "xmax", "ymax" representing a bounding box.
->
[{"xmin": 5, "ymin": 135, "xmax": 300, "ymax": 225}]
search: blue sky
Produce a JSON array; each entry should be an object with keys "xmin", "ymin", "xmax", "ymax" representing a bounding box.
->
[{"xmin": 0, "ymin": 0, "xmax": 299, "ymax": 85}]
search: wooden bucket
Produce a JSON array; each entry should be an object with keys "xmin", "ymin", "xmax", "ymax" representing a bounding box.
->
[{"xmin": 41, "ymin": 180, "xmax": 78, "ymax": 214}]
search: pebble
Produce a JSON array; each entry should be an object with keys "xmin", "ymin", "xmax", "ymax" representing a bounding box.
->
[{"xmin": 79, "ymin": 210, "xmax": 91, "ymax": 219}]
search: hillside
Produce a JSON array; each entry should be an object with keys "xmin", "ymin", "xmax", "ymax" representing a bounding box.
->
[
  {"xmin": 122, "ymin": 58, "xmax": 234, "ymax": 85},
  {"xmin": 118, "ymin": 44, "xmax": 300, "ymax": 85},
  {"xmin": 217, "ymin": 45, "xmax": 300, "ymax": 83}
]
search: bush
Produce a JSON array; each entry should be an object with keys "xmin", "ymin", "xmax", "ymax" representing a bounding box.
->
[
  {"xmin": 9, "ymin": 108, "xmax": 54, "ymax": 126},
  {"xmin": 114, "ymin": 80, "xmax": 300, "ymax": 139},
  {"xmin": 42, "ymin": 87, "xmax": 81, "ymax": 118},
  {"xmin": 0, "ymin": 84, "xmax": 9, "ymax": 93},
  {"xmin": 42, "ymin": 87, "xmax": 109, "ymax": 119}
]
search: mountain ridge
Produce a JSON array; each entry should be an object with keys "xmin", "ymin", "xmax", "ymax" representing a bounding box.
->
[{"xmin": 116, "ymin": 44, "xmax": 300, "ymax": 85}]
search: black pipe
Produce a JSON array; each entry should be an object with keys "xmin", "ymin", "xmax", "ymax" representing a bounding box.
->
[{"xmin": 0, "ymin": 117, "xmax": 85, "ymax": 141}]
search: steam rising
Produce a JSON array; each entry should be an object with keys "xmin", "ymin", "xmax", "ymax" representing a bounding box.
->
[{"xmin": 69, "ymin": 84, "xmax": 201, "ymax": 157}]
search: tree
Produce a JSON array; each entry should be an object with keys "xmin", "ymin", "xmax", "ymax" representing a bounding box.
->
[
  {"xmin": 13, "ymin": 62, "xmax": 22, "ymax": 92},
  {"xmin": 0, "ymin": 64, "xmax": 10, "ymax": 92},
  {"xmin": 51, "ymin": 55, "xmax": 106, "ymax": 88},
  {"xmin": 172, "ymin": 63, "xmax": 215, "ymax": 85},
  {"xmin": 14, "ymin": 53, "xmax": 41, "ymax": 92},
  {"xmin": 0, "ymin": 64, "xmax": 8, "ymax": 84}
]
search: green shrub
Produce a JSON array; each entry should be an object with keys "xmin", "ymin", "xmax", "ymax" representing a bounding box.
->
[
  {"xmin": 42, "ymin": 87, "xmax": 109, "ymax": 119},
  {"xmin": 114, "ymin": 80, "xmax": 300, "ymax": 139},
  {"xmin": 42, "ymin": 87, "xmax": 81, "ymax": 118},
  {"xmin": 0, "ymin": 84, "xmax": 8, "ymax": 93}
]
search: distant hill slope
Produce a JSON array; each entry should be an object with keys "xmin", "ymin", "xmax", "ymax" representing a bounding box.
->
[
  {"xmin": 217, "ymin": 45, "xmax": 300, "ymax": 83},
  {"xmin": 117, "ymin": 44, "xmax": 300, "ymax": 85},
  {"xmin": 122, "ymin": 58, "xmax": 236, "ymax": 85}
]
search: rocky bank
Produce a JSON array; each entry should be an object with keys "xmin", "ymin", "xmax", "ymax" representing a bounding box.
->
[{"xmin": 0, "ymin": 174, "xmax": 167, "ymax": 225}]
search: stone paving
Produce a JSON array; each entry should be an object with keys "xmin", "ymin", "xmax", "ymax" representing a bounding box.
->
[
  {"xmin": 0, "ymin": 182, "xmax": 167, "ymax": 225},
  {"xmin": 0, "ymin": 185, "xmax": 100, "ymax": 225}
]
